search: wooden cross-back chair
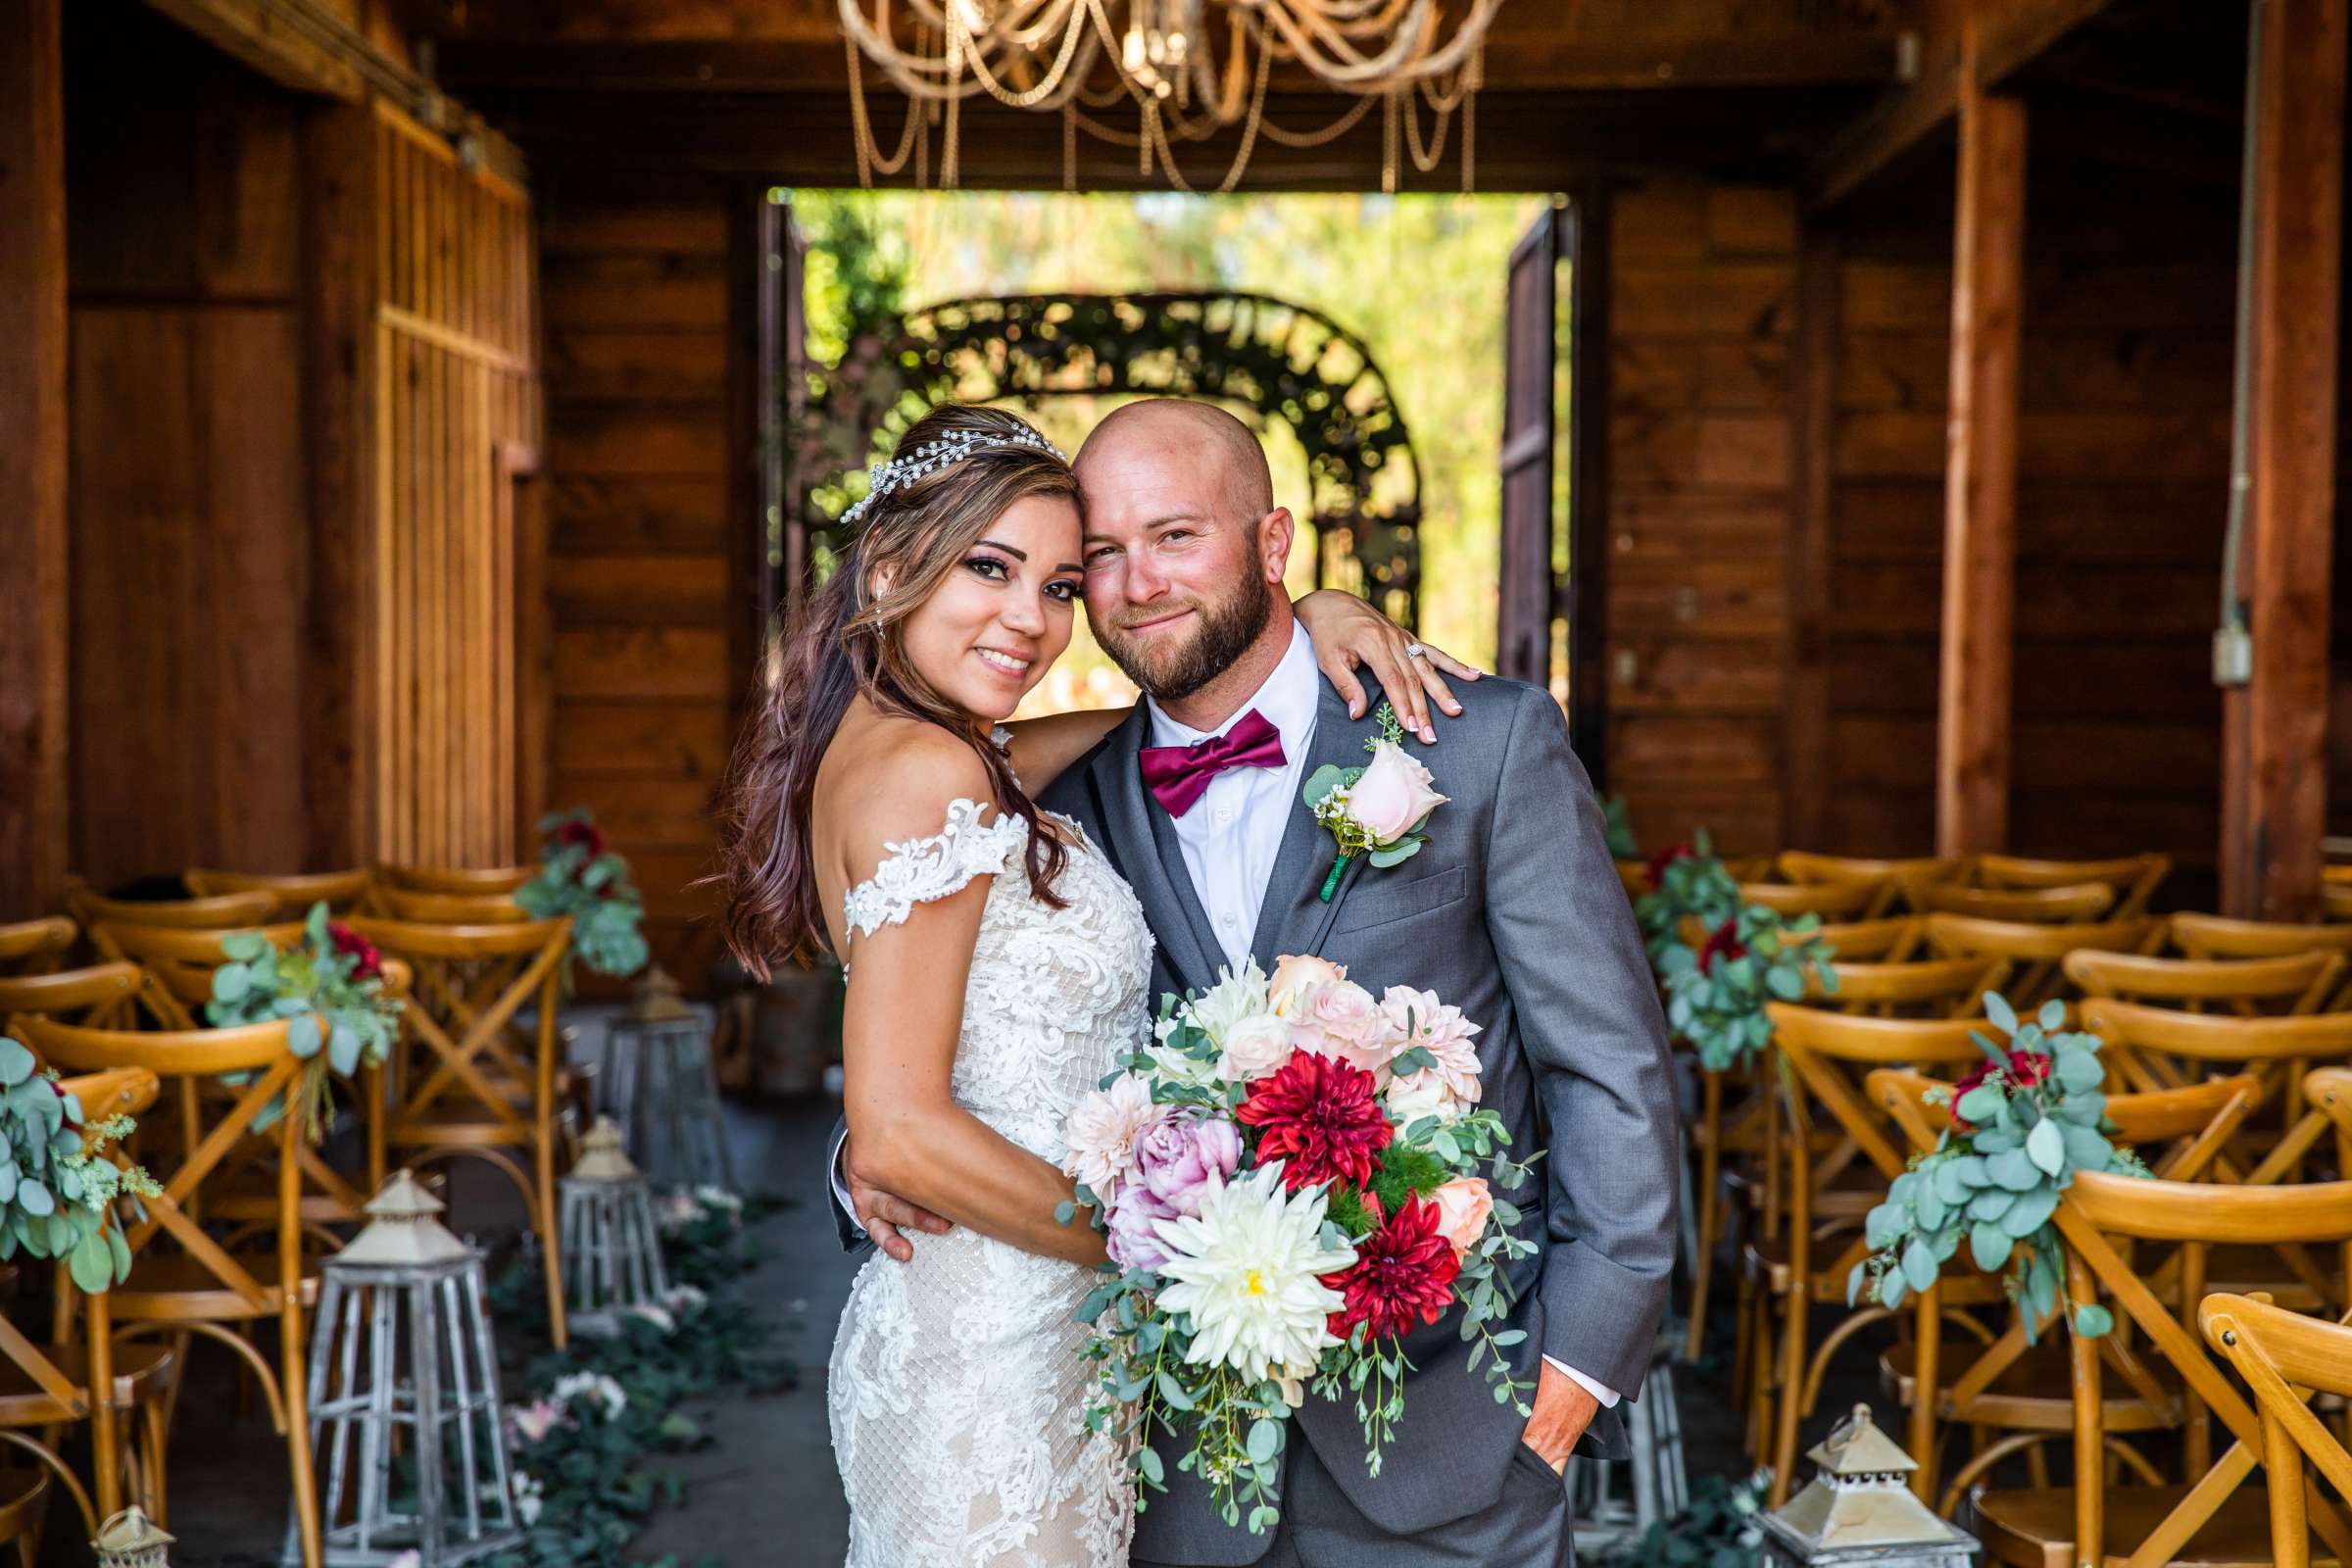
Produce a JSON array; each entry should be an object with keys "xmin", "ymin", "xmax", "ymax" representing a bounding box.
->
[
  {"xmin": 90, "ymin": 921, "xmax": 395, "ymax": 1248},
  {"xmin": 2170, "ymin": 913, "xmax": 2352, "ymax": 1011},
  {"xmin": 1925, "ymin": 912, "xmax": 2166, "ymax": 1009},
  {"xmin": 1803, "ymin": 955, "xmax": 2005, "ymax": 1019},
  {"xmin": 1747, "ymin": 1005, "xmax": 2004, "ymax": 1502},
  {"xmin": 0, "ymin": 965, "xmax": 141, "ymax": 1031},
  {"xmin": 2202, "ymin": 1291, "xmax": 2352, "ymax": 1568},
  {"xmin": 1973, "ymin": 852, "xmax": 2173, "ymax": 921},
  {"xmin": 67, "ymin": 889, "xmax": 276, "ymax": 945},
  {"xmin": 10, "ymin": 1016, "xmax": 331, "ymax": 1568},
  {"xmin": 1918, "ymin": 880, "xmax": 2119, "ymax": 925},
  {"xmin": 1740, "ymin": 877, "xmax": 1883, "ymax": 924},
  {"xmin": 344, "ymin": 915, "xmax": 572, "ymax": 1348},
  {"xmin": 2081, "ymin": 1001, "xmax": 2352, "ymax": 1166},
  {"xmin": 1972, "ymin": 1173, "xmax": 2352, "ymax": 1568},
  {"xmin": 180, "ymin": 869, "xmax": 375, "ymax": 921},
  {"xmin": 0, "ymin": 921, "xmax": 76, "ymax": 980},
  {"xmin": 1868, "ymin": 1067, "xmax": 2262, "ymax": 1513},
  {"xmin": 2065, "ymin": 949, "xmax": 2347, "ymax": 1018},
  {"xmin": 1779, "ymin": 852, "xmax": 1966, "ymax": 918},
  {"xmin": 374, "ymin": 888, "xmax": 530, "ymax": 924},
  {"xmin": 0, "ymin": 1066, "xmax": 178, "ymax": 1548},
  {"xmin": 374, "ymin": 863, "xmax": 534, "ymax": 898}
]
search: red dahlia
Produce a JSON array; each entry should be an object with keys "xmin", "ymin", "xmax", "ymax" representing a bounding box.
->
[
  {"xmin": 1643, "ymin": 840, "xmax": 1696, "ymax": 891},
  {"xmin": 558, "ymin": 818, "xmax": 607, "ymax": 879},
  {"xmin": 327, "ymin": 921, "xmax": 383, "ymax": 983},
  {"xmin": 1695, "ymin": 917, "xmax": 1747, "ymax": 976},
  {"xmin": 1949, "ymin": 1050, "xmax": 2053, "ymax": 1132},
  {"xmin": 1236, "ymin": 1054, "xmax": 1393, "ymax": 1192},
  {"xmin": 1322, "ymin": 1193, "xmax": 1461, "ymax": 1342}
]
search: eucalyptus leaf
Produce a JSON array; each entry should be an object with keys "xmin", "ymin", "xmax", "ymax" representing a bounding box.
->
[
  {"xmin": 1967, "ymin": 1187, "xmax": 2016, "ymax": 1221},
  {"xmin": 0, "ymin": 1041, "xmax": 33, "ymax": 1090},
  {"xmin": 2074, "ymin": 1302, "xmax": 2115, "ymax": 1338},
  {"xmin": 1955, "ymin": 1086, "xmax": 2006, "ymax": 1124},
  {"xmin": 2038, "ymin": 999, "xmax": 2068, "ymax": 1032},
  {"xmin": 2027, "ymin": 1118, "xmax": 2067, "ymax": 1178},
  {"xmin": 1901, "ymin": 1238, "xmax": 1938, "ymax": 1295},
  {"xmin": 1970, "ymin": 1222, "xmax": 2014, "ymax": 1271},
  {"xmin": 2055, "ymin": 1049, "xmax": 2106, "ymax": 1095},
  {"xmin": 1999, "ymin": 1184, "xmax": 2060, "ymax": 1238},
  {"xmin": 287, "ymin": 1013, "xmax": 322, "ymax": 1060},
  {"xmin": 2059, "ymin": 1122, "xmax": 2115, "ymax": 1173},
  {"xmin": 1984, "ymin": 992, "xmax": 2019, "ymax": 1038}
]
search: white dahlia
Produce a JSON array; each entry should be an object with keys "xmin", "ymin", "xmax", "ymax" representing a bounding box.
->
[
  {"xmin": 1152, "ymin": 1162, "xmax": 1355, "ymax": 1379},
  {"xmin": 1187, "ymin": 957, "xmax": 1274, "ymax": 1047}
]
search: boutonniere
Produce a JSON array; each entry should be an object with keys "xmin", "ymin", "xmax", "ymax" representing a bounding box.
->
[{"xmin": 1302, "ymin": 703, "xmax": 1449, "ymax": 903}]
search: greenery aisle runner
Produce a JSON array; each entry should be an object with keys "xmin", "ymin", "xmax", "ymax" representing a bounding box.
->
[{"xmin": 477, "ymin": 1187, "xmax": 797, "ymax": 1568}]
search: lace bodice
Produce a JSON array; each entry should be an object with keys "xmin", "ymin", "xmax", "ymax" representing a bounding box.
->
[{"xmin": 829, "ymin": 797, "xmax": 1152, "ymax": 1566}]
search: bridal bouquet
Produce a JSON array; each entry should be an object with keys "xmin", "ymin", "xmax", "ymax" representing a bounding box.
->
[{"xmin": 1061, "ymin": 955, "xmax": 1539, "ymax": 1534}]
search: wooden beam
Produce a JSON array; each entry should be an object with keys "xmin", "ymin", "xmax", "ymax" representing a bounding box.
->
[
  {"xmin": 2222, "ymin": 0, "xmax": 2346, "ymax": 920},
  {"xmin": 1936, "ymin": 44, "xmax": 2027, "ymax": 858},
  {"xmin": 1784, "ymin": 226, "xmax": 1838, "ymax": 853},
  {"xmin": 138, "ymin": 0, "xmax": 367, "ymax": 101},
  {"xmin": 0, "ymin": 0, "xmax": 69, "ymax": 915},
  {"xmin": 1805, "ymin": 0, "xmax": 2121, "ymax": 211},
  {"xmin": 438, "ymin": 31, "xmax": 1902, "ymax": 96}
]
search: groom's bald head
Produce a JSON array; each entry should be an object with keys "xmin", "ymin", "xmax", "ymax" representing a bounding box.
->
[{"xmin": 1075, "ymin": 399, "xmax": 1274, "ymax": 526}]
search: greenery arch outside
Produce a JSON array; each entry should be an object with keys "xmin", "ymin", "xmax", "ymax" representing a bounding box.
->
[{"xmin": 794, "ymin": 291, "xmax": 1425, "ymax": 626}]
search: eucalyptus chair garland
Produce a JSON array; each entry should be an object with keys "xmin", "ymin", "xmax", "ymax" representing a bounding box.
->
[
  {"xmin": 1638, "ymin": 835, "xmax": 1839, "ymax": 1072},
  {"xmin": 0, "ymin": 1038, "xmax": 160, "ymax": 1294},
  {"xmin": 1851, "ymin": 993, "xmax": 2142, "ymax": 1340},
  {"xmin": 517, "ymin": 808, "xmax": 651, "ymax": 984},
  {"xmin": 204, "ymin": 902, "xmax": 403, "ymax": 1141}
]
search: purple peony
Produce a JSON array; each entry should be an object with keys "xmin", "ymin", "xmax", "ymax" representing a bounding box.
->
[
  {"xmin": 1136, "ymin": 1113, "xmax": 1243, "ymax": 1218},
  {"xmin": 1104, "ymin": 1184, "xmax": 1178, "ymax": 1271}
]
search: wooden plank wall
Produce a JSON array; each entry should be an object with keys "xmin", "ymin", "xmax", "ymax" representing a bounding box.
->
[
  {"xmin": 1604, "ymin": 179, "xmax": 1798, "ymax": 856},
  {"xmin": 537, "ymin": 175, "xmax": 741, "ymax": 984},
  {"xmin": 63, "ymin": 7, "xmax": 314, "ymax": 886},
  {"xmin": 368, "ymin": 103, "xmax": 540, "ymax": 868}
]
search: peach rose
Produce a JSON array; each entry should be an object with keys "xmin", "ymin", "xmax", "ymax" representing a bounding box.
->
[
  {"xmin": 1289, "ymin": 977, "xmax": 1398, "ymax": 1079},
  {"xmin": 1268, "ymin": 953, "xmax": 1348, "ymax": 1016},
  {"xmin": 1345, "ymin": 741, "xmax": 1447, "ymax": 845},
  {"xmin": 1430, "ymin": 1176, "xmax": 1494, "ymax": 1261}
]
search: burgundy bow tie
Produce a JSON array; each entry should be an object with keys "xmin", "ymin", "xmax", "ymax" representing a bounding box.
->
[{"xmin": 1140, "ymin": 710, "xmax": 1288, "ymax": 817}]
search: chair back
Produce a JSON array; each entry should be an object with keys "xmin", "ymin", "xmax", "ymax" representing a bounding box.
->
[
  {"xmin": 2171, "ymin": 911, "xmax": 2352, "ymax": 962},
  {"xmin": 374, "ymin": 888, "xmax": 529, "ymax": 924},
  {"xmin": 0, "ymin": 917, "xmax": 76, "ymax": 976},
  {"xmin": 1867, "ymin": 1066, "xmax": 2259, "ymax": 1180},
  {"xmin": 66, "ymin": 887, "xmax": 276, "ymax": 934},
  {"xmin": 2082, "ymin": 999, "xmax": 2352, "ymax": 1099},
  {"xmin": 1804, "ymin": 956, "xmax": 2001, "ymax": 1018},
  {"xmin": 2064, "ymin": 948, "xmax": 2345, "ymax": 1016},
  {"xmin": 2202, "ymin": 1291, "xmax": 2352, "ymax": 1568},
  {"xmin": 1924, "ymin": 912, "xmax": 2164, "ymax": 1006},
  {"xmin": 375, "ymin": 863, "xmax": 534, "ymax": 897},
  {"xmin": 182, "ymin": 868, "xmax": 375, "ymax": 919},
  {"xmin": 1797, "ymin": 916, "xmax": 1924, "ymax": 963},
  {"xmin": 0, "ymin": 963, "xmax": 142, "ymax": 1030},
  {"xmin": 1973, "ymin": 851, "xmax": 2171, "ymax": 918},
  {"xmin": 91, "ymin": 920, "xmax": 310, "ymax": 1031},
  {"xmin": 1918, "ymin": 880, "xmax": 2116, "ymax": 924},
  {"xmin": 1739, "ymin": 878, "xmax": 1880, "ymax": 922},
  {"xmin": 1778, "ymin": 852, "xmax": 1963, "ymax": 918},
  {"xmin": 1766, "ymin": 1006, "xmax": 1996, "ymax": 1187}
]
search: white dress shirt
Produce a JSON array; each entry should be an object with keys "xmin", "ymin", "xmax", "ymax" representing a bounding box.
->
[{"xmin": 836, "ymin": 618, "xmax": 1617, "ymax": 1410}]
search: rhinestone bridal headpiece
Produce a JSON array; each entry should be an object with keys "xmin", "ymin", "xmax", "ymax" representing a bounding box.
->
[{"xmin": 839, "ymin": 423, "xmax": 1066, "ymax": 526}]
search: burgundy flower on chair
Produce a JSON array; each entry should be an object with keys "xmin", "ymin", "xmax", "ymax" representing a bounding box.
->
[
  {"xmin": 327, "ymin": 921, "xmax": 383, "ymax": 983},
  {"xmin": 1236, "ymin": 1054, "xmax": 1393, "ymax": 1192},
  {"xmin": 1321, "ymin": 1193, "xmax": 1462, "ymax": 1342},
  {"xmin": 1695, "ymin": 917, "xmax": 1747, "ymax": 976},
  {"xmin": 557, "ymin": 817, "xmax": 608, "ymax": 875},
  {"xmin": 1948, "ymin": 1051, "xmax": 2053, "ymax": 1133},
  {"xmin": 1643, "ymin": 841, "xmax": 1696, "ymax": 891}
]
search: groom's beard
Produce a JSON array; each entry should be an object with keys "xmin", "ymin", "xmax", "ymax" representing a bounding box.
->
[{"xmin": 1095, "ymin": 570, "xmax": 1272, "ymax": 703}]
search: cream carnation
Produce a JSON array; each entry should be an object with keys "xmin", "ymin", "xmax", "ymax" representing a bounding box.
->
[
  {"xmin": 1061, "ymin": 1073, "xmax": 1166, "ymax": 1201},
  {"xmin": 1152, "ymin": 1161, "xmax": 1355, "ymax": 1379}
]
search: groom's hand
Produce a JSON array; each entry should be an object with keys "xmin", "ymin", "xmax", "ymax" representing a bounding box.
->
[
  {"xmin": 844, "ymin": 1145, "xmax": 952, "ymax": 1262},
  {"xmin": 1518, "ymin": 1361, "xmax": 1597, "ymax": 1474}
]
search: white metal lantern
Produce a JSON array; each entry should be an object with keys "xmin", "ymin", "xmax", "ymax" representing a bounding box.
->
[
  {"xmin": 1759, "ymin": 1405, "xmax": 1979, "ymax": 1568},
  {"xmin": 593, "ymin": 968, "xmax": 736, "ymax": 1192},
  {"xmin": 94, "ymin": 1505, "xmax": 173, "ymax": 1568},
  {"xmin": 285, "ymin": 1171, "xmax": 521, "ymax": 1568},
  {"xmin": 559, "ymin": 1114, "xmax": 670, "ymax": 1335}
]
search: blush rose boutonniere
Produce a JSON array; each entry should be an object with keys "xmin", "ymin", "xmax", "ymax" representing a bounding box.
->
[{"xmin": 1301, "ymin": 704, "xmax": 1447, "ymax": 904}]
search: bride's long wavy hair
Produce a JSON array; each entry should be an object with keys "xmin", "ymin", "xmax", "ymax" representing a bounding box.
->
[{"xmin": 716, "ymin": 404, "xmax": 1079, "ymax": 976}]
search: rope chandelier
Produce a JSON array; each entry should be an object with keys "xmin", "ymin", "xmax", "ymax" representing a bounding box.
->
[{"xmin": 838, "ymin": 0, "xmax": 1504, "ymax": 193}]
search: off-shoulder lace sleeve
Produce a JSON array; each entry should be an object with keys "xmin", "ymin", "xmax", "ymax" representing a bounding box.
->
[{"xmin": 842, "ymin": 798, "xmax": 1027, "ymax": 941}]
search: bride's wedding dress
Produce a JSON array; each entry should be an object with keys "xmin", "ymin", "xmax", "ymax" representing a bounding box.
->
[{"xmin": 829, "ymin": 796, "xmax": 1152, "ymax": 1568}]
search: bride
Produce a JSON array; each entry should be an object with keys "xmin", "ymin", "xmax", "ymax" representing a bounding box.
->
[{"xmin": 715, "ymin": 404, "xmax": 1461, "ymax": 1567}]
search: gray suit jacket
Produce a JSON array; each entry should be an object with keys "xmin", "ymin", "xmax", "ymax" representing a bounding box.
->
[{"xmin": 1037, "ymin": 674, "xmax": 1680, "ymax": 1563}]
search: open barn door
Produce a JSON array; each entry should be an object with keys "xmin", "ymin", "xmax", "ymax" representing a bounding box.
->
[
  {"xmin": 749, "ymin": 190, "xmax": 809, "ymax": 648},
  {"xmin": 1496, "ymin": 193, "xmax": 1608, "ymax": 784}
]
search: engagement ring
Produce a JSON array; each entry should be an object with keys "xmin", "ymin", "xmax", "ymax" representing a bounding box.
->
[{"xmin": 1404, "ymin": 643, "xmax": 1426, "ymax": 660}]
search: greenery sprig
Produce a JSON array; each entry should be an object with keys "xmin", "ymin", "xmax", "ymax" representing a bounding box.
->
[
  {"xmin": 1851, "ymin": 993, "xmax": 2141, "ymax": 1340},
  {"xmin": 1637, "ymin": 836, "xmax": 1838, "ymax": 1072},
  {"xmin": 0, "ymin": 1038, "xmax": 161, "ymax": 1294},
  {"xmin": 207, "ymin": 902, "xmax": 403, "ymax": 1141},
  {"xmin": 519, "ymin": 808, "xmax": 651, "ymax": 982}
]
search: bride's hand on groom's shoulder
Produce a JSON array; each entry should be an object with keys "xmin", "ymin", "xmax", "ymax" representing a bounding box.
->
[
  {"xmin": 1293, "ymin": 589, "xmax": 1482, "ymax": 745},
  {"xmin": 845, "ymin": 1142, "xmax": 953, "ymax": 1262}
]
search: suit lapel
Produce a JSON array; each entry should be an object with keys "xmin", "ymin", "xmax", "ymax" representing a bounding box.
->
[
  {"xmin": 1250, "ymin": 680, "xmax": 1370, "ymax": 970},
  {"xmin": 1089, "ymin": 706, "xmax": 1224, "ymax": 994}
]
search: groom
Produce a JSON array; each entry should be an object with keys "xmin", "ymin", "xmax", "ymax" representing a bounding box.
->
[{"xmin": 838, "ymin": 399, "xmax": 1680, "ymax": 1566}]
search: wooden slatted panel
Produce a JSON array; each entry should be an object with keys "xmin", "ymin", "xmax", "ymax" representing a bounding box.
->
[{"xmin": 368, "ymin": 102, "xmax": 539, "ymax": 867}]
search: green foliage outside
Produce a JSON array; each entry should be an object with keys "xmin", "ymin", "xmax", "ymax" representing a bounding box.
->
[{"xmin": 785, "ymin": 188, "xmax": 1546, "ymax": 696}]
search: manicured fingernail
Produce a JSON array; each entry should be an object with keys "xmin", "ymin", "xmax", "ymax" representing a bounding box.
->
[
  {"xmin": 1445, "ymin": 701, "xmax": 1462, "ymax": 714},
  {"xmin": 1421, "ymin": 727, "xmax": 1436, "ymax": 744}
]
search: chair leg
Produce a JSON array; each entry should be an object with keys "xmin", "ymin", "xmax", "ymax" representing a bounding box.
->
[
  {"xmin": 538, "ymin": 1138, "xmax": 567, "ymax": 1350},
  {"xmin": 283, "ymin": 1300, "xmax": 321, "ymax": 1568},
  {"xmin": 1771, "ymin": 1292, "xmax": 1808, "ymax": 1507},
  {"xmin": 141, "ymin": 1396, "xmax": 169, "ymax": 1524},
  {"xmin": 1685, "ymin": 1074, "xmax": 1723, "ymax": 1363},
  {"xmin": 86, "ymin": 1293, "xmax": 120, "ymax": 1519},
  {"xmin": 1909, "ymin": 1288, "xmax": 1939, "ymax": 1502},
  {"xmin": 14, "ymin": 1482, "xmax": 44, "ymax": 1568}
]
